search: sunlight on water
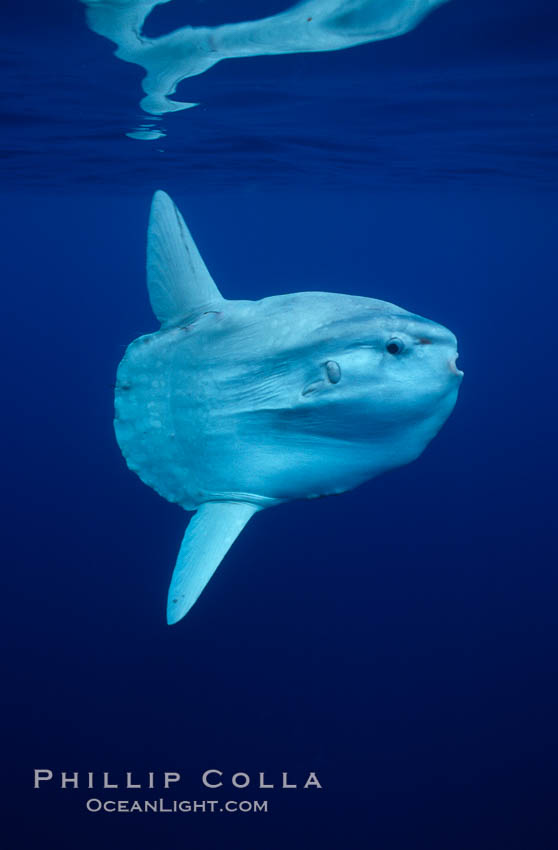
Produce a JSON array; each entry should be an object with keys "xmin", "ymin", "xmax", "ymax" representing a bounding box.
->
[{"xmin": 80, "ymin": 0, "xmax": 451, "ymax": 137}]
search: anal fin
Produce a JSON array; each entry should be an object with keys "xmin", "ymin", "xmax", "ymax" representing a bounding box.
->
[{"xmin": 167, "ymin": 501, "xmax": 258, "ymax": 625}]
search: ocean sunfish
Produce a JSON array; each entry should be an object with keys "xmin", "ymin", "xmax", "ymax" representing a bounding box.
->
[
  {"xmin": 81, "ymin": 0, "xmax": 452, "ymax": 121},
  {"xmin": 114, "ymin": 191, "xmax": 463, "ymax": 624}
]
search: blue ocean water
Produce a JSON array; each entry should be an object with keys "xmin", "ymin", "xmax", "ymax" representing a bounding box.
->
[{"xmin": 3, "ymin": 1, "xmax": 558, "ymax": 848}]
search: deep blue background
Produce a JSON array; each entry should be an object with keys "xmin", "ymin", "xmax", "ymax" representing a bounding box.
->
[{"xmin": 2, "ymin": 1, "xmax": 558, "ymax": 848}]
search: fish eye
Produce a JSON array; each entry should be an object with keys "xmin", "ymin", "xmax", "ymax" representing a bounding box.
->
[
  {"xmin": 386, "ymin": 338, "xmax": 405, "ymax": 355},
  {"xmin": 325, "ymin": 360, "xmax": 341, "ymax": 384}
]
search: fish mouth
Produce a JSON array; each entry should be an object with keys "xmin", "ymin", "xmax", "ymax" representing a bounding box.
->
[{"xmin": 448, "ymin": 354, "xmax": 464, "ymax": 378}]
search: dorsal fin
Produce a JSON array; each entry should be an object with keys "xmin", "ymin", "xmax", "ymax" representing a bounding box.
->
[
  {"xmin": 146, "ymin": 190, "xmax": 223, "ymax": 328},
  {"xmin": 167, "ymin": 502, "xmax": 259, "ymax": 625}
]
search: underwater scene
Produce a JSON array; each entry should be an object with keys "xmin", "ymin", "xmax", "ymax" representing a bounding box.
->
[{"xmin": 3, "ymin": 0, "xmax": 558, "ymax": 847}]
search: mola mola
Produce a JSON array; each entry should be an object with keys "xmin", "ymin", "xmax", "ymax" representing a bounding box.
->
[
  {"xmin": 82, "ymin": 0, "xmax": 452, "ymax": 127},
  {"xmin": 115, "ymin": 191, "xmax": 463, "ymax": 624}
]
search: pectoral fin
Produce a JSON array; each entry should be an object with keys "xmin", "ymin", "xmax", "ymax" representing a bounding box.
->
[{"xmin": 167, "ymin": 501, "xmax": 258, "ymax": 625}]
